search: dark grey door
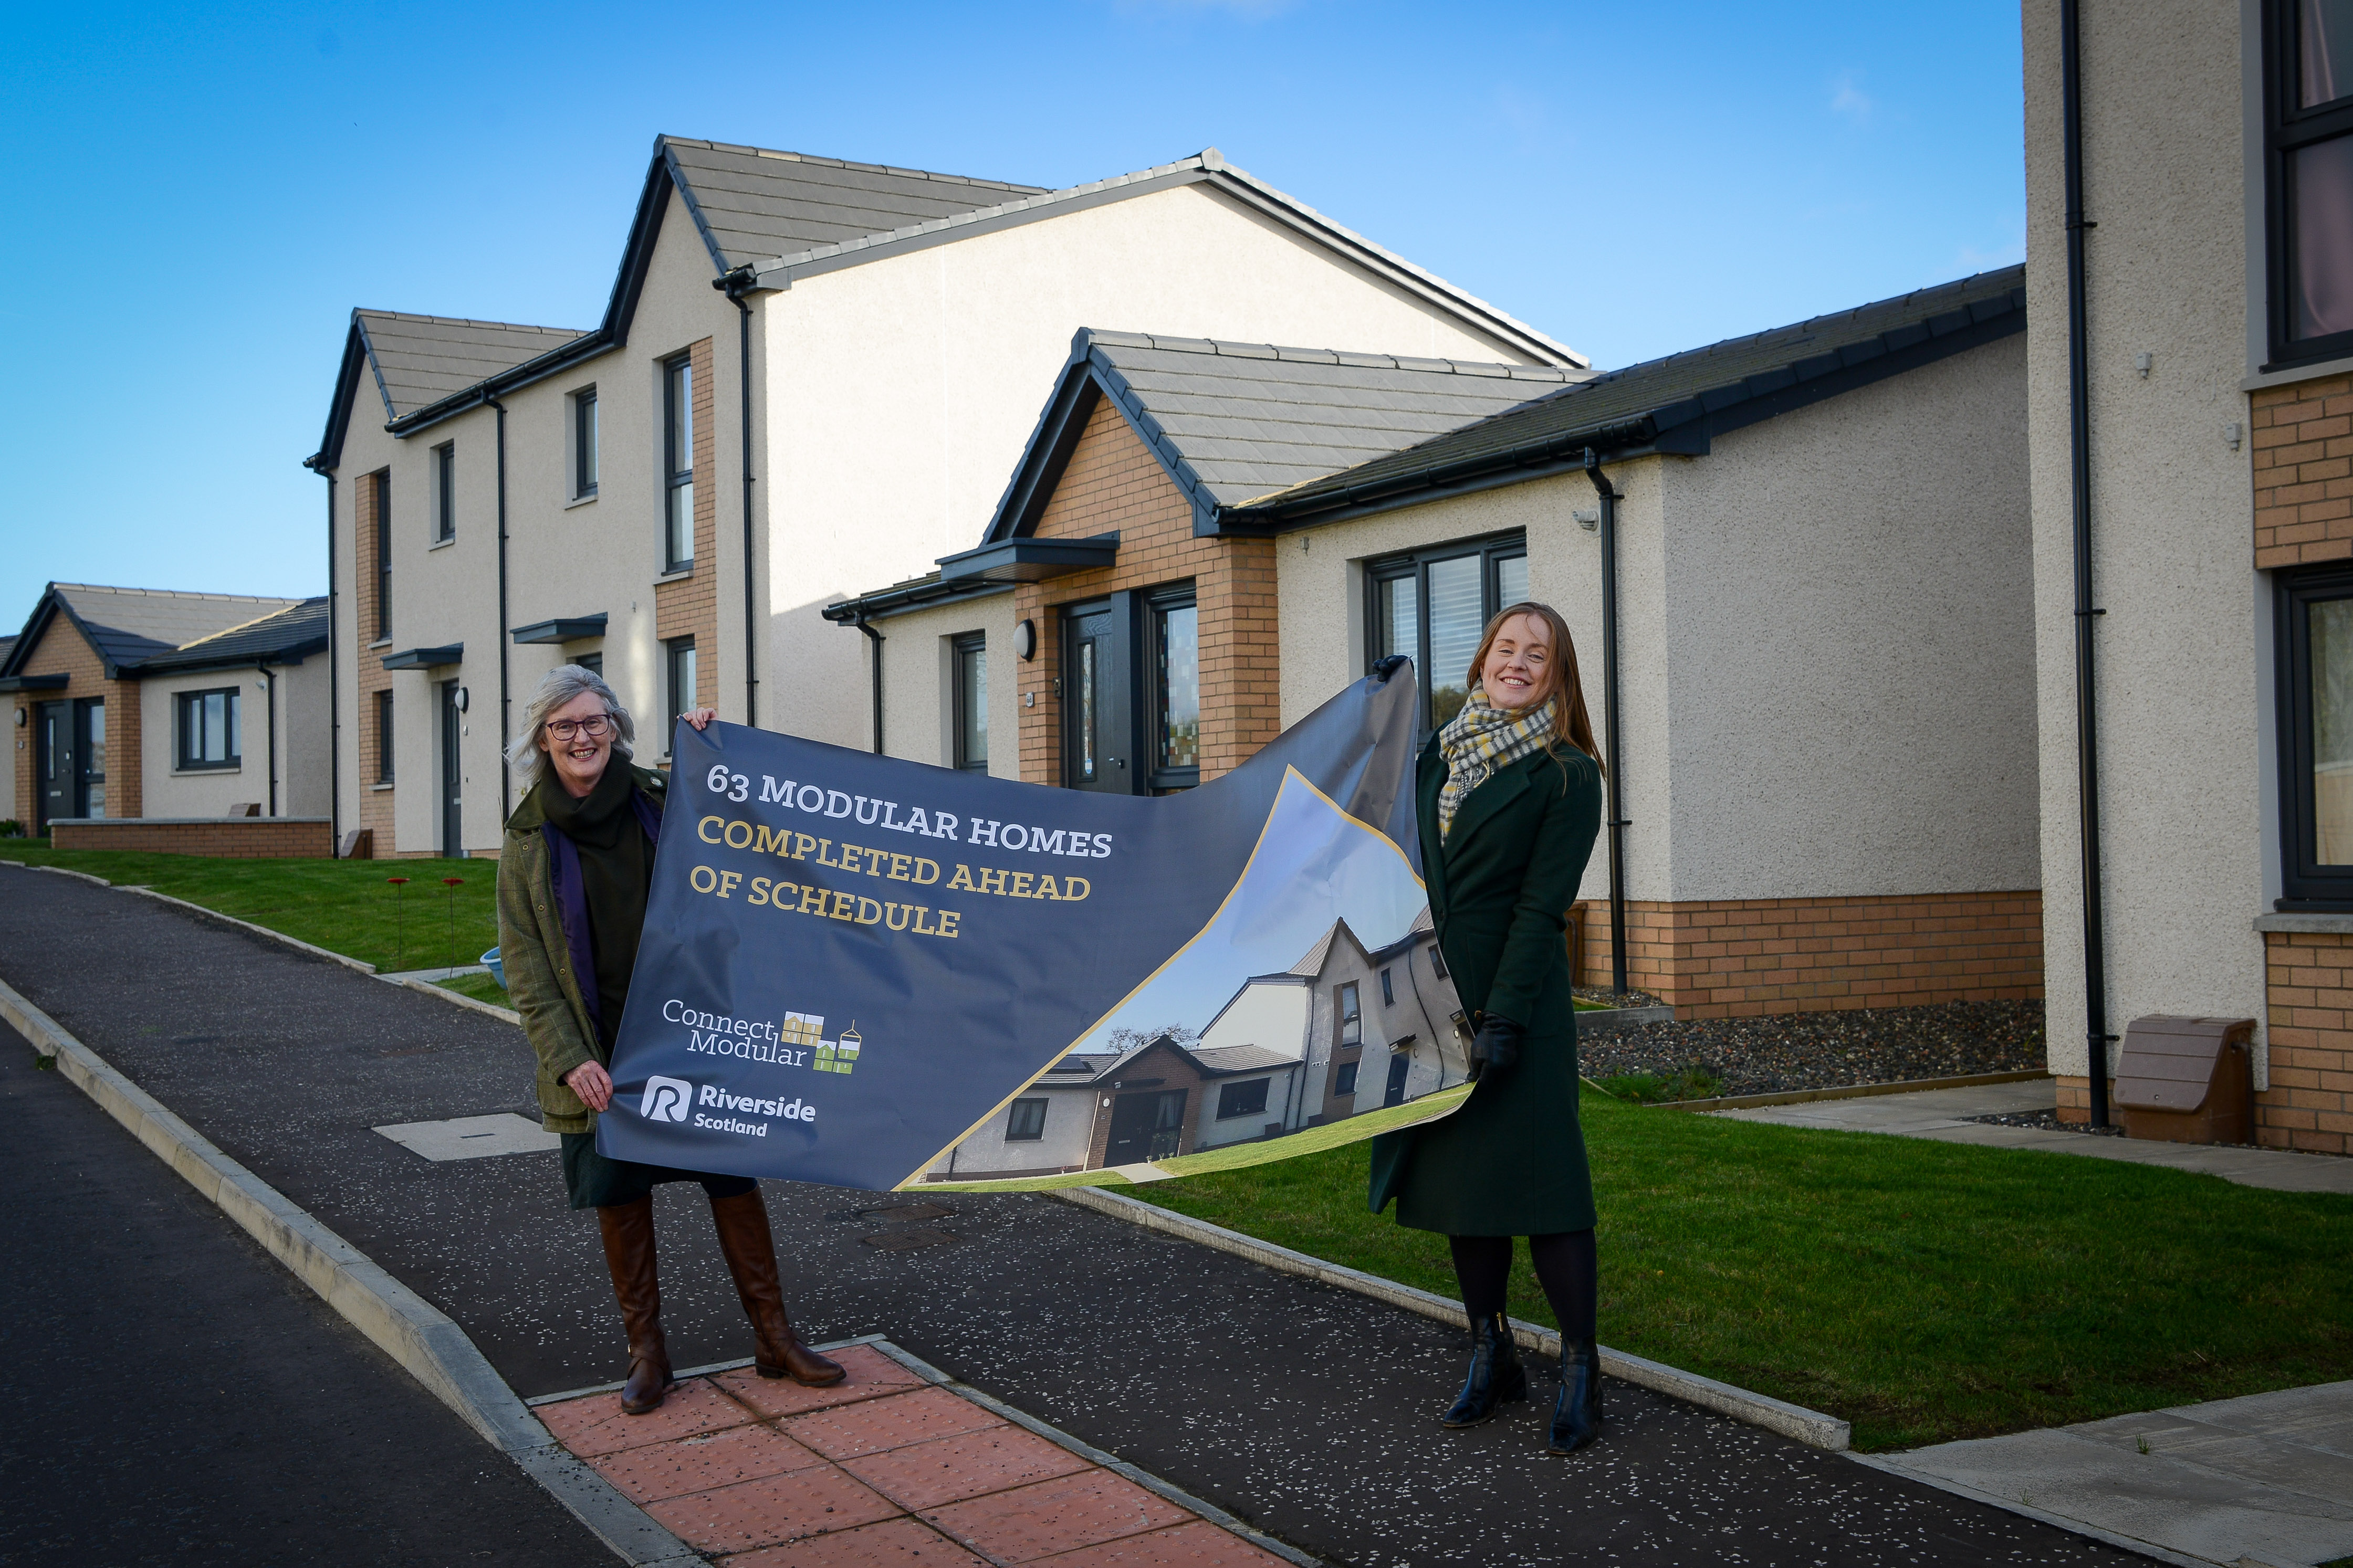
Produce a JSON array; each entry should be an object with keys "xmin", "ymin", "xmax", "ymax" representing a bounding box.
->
[
  {"xmin": 440, "ymin": 681, "xmax": 463, "ymax": 858},
  {"xmin": 35, "ymin": 701, "xmax": 71, "ymax": 832},
  {"xmin": 1062, "ymin": 598, "xmax": 1134, "ymax": 794},
  {"xmin": 1384, "ymin": 1053, "xmax": 1411, "ymax": 1108},
  {"xmin": 1105, "ymin": 1089, "xmax": 1187, "ymax": 1164},
  {"xmin": 74, "ymin": 699, "xmax": 104, "ymax": 818}
]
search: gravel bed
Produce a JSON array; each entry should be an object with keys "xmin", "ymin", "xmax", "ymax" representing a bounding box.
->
[
  {"xmin": 1580, "ymin": 998, "xmax": 2046, "ymax": 1098},
  {"xmin": 1967, "ymin": 1110, "xmax": 2125, "ymax": 1138},
  {"xmin": 1573, "ymin": 984, "xmax": 1666, "ymax": 1010}
]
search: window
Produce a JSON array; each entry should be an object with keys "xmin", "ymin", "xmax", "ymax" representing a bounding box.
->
[
  {"xmin": 1005, "ymin": 1098, "xmax": 1047, "ymax": 1141},
  {"xmin": 2278, "ymin": 564, "xmax": 2353, "ymax": 902},
  {"xmin": 663, "ymin": 354, "xmax": 695, "ymax": 570},
  {"xmin": 572, "ymin": 387, "xmax": 598, "ymax": 498},
  {"xmin": 1149, "ymin": 586, "xmax": 1199, "ymax": 791},
  {"xmin": 666, "ymin": 636, "xmax": 697, "ymax": 745},
  {"xmin": 1336, "ymin": 981, "xmax": 1361, "ymax": 1046},
  {"xmin": 2267, "ymin": 0, "xmax": 2353, "ymax": 366},
  {"xmin": 373, "ymin": 470, "xmax": 393, "ymax": 639},
  {"xmin": 1366, "ymin": 532, "xmax": 1530, "ymax": 734},
  {"xmin": 374, "ymin": 690, "xmax": 394, "ymax": 784},
  {"xmin": 1428, "ymin": 943, "xmax": 1449, "ymax": 980},
  {"xmin": 175, "ymin": 688, "xmax": 240, "ymax": 770},
  {"xmin": 576, "ymin": 651, "xmax": 603, "ymax": 678},
  {"xmin": 1380, "ymin": 967, "xmax": 1395, "ymax": 1006},
  {"xmin": 1333, "ymin": 1061, "xmax": 1359, "ymax": 1098},
  {"xmin": 952, "ymin": 632, "xmax": 988, "ymax": 772},
  {"xmin": 432, "ymin": 442, "xmax": 456, "ymax": 542},
  {"xmin": 1216, "ymin": 1078, "xmax": 1270, "ymax": 1121}
]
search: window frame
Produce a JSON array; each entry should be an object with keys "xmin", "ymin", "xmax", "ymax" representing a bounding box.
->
[
  {"xmin": 665, "ymin": 635, "xmax": 697, "ymax": 751},
  {"xmin": 2265, "ymin": 0, "xmax": 2353, "ymax": 369},
  {"xmin": 1215, "ymin": 1077, "xmax": 1270, "ymax": 1121},
  {"xmin": 1146, "ymin": 582, "xmax": 1200, "ymax": 793},
  {"xmin": 2277, "ymin": 562, "xmax": 2353, "ymax": 904},
  {"xmin": 1363, "ymin": 530, "xmax": 1530, "ymax": 736},
  {"xmin": 1379, "ymin": 966, "xmax": 1395, "ymax": 1006},
  {"xmin": 374, "ymin": 689, "xmax": 394, "ymax": 785},
  {"xmin": 175, "ymin": 687, "xmax": 241, "ymax": 771},
  {"xmin": 1005, "ymin": 1098, "xmax": 1047, "ymax": 1141},
  {"xmin": 373, "ymin": 470, "xmax": 393, "ymax": 639},
  {"xmin": 663, "ymin": 354, "xmax": 695, "ymax": 572},
  {"xmin": 951, "ymin": 631, "xmax": 989, "ymax": 773},
  {"xmin": 432, "ymin": 441, "xmax": 456, "ymax": 542},
  {"xmin": 572, "ymin": 386, "xmax": 599, "ymax": 499},
  {"xmin": 1335, "ymin": 981, "xmax": 1361, "ymax": 1046},
  {"xmin": 1333, "ymin": 1061, "xmax": 1359, "ymax": 1098}
]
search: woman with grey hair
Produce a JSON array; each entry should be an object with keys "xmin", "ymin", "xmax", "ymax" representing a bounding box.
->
[{"xmin": 496, "ymin": 665, "xmax": 842, "ymax": 1415}]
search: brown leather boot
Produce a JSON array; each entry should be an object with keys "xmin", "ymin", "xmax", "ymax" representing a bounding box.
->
[
  {"xmin": 708, "ymin": 1188, "xmax": 844, "ymax": 1385},
  {"xmin": 597, "ymin": 1197, "xmax": 671, "ymax": 1414}
]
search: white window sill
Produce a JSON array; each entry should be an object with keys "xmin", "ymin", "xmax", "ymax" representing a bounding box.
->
[
  {"xmin": 370, "ymin": 782, "xmax": 395, "ymax": 792},
  {"xmin": 428, "ymin": 538, "xmax": 456, "ymax": 551},
  {"xmin": 2244, "ymin": 353, "xmax": 2353, "ymax": 392},
  {"xmin": 369, "ymin": 638, "xmax": 393, "ymax": 650},
  {"xmin": 171, "ymin": 765, "xmax": 239, "ymax": 777},
  {"xmin": 2253, "ymin": 910, "xmax": 2353, "ymax": 934},
  {"xmin": 655, "ymin": 566, "xmax": 694, "ymax": 584},
  {"xmin": 565, "ymin": 492, "xmax": 599, "ymax": 511}
]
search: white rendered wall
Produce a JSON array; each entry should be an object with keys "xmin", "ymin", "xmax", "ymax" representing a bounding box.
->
[
  {"xmin": 141, "ymin": 670, "xmax": 265, "ymax": 817},
  {"xmin": 1197, "ymin": 978, "xmax": 1310, "ymax": 1057},
  {"xmin": 862, "ymin": 591, "xmax": 1018, "ymax": 778},
  {"xmin": 2023, "ymin": 0, "xmax": 2267, "ymax": 1083},
  {"xmin": 926, "ymin": 1082, "xmax": 1095, "ymax": 1175},
  {"xmin": 760, "ymin": 181, "xmax": 1560, "ymax": 752}
]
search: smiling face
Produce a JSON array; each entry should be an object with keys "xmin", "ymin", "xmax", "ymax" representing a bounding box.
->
[
  {"xmin": 1478, "ymin": 612, "xmax": 1555, "ymax": 712},
  {"xmin": 540, "ymin": 689, "xmax": 615, "ymax": 798}
]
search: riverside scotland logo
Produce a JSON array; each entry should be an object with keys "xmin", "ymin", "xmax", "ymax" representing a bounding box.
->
[{"xmin": 641, "ymin": 1075, "xmax": 693, "ymax": 1122}]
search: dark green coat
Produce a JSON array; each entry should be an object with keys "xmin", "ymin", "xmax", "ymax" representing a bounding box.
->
[{"xmin": 1368, "ymin": 735, "xmax": 1603, "ymax": 1236}]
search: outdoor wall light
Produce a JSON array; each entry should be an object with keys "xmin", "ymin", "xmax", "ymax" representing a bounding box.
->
[
  {"xmin": 12, "ymin": 708, "xmax": 22, "ymax": 727},
  {"xmin": 454, "ymin": 686, "xmax": 470, "ymax": 712},
  {"xmin": 1013, "ymin": 619, "xmax": 1037, "ymax": 661}
]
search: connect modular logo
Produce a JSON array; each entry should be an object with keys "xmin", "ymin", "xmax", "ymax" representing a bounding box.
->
[{"xmin": 641, "ymin": 1076, "xmax": 693, "ymax": 1122}]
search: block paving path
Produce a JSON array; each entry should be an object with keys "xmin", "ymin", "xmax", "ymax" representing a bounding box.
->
[{"xmin": 538, "ymin": 1344, "xmax": 1284, "ymax": 1566}]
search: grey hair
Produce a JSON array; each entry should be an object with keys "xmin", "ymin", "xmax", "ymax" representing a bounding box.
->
[{"xmin": 507, "ymin": 665, "xmax": 635, "ymax": 795}]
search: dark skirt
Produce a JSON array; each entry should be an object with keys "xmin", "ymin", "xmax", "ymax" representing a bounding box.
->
[{"xmin": 560, "ymin": 1132, "xmax": 757, "ymax": 1211}]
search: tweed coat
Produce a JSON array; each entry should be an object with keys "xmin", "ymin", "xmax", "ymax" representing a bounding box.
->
[{"xmin": 1368, "ymin": 732, "xmax": 1603, "ymax": 1236}]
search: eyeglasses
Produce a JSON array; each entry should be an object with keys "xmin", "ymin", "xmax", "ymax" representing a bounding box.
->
[{"xmin": 544, "ymin": 715, "xmax": 614, "ymax": 741}]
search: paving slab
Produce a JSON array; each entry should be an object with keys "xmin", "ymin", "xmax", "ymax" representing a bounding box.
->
[
  {"xmin": 1867, "ymin": 1381, "xmax": 2353, "ymax": 1567},
  {"xmin": 1712, "ymin": 1081, "xmax": 2353, "ymax": 1194},
  {"xmin": 0, "ymin": 865, "xmax": 2155, "ymax": 1566}
]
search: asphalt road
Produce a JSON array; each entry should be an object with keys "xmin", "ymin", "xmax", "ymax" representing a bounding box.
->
[
  {"xmin": 0, "ymin": 1018, "xmax": 605, "ymax": 1568},
  {"xmin": 0, "ymin": 864, "xmax": 2155, "ymax": 1567}
]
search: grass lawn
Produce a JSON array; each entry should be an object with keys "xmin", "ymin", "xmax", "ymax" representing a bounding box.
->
[
  {"xmin": 436, "ymin": 972, "xmax": 515, "ymax": 1007},
  {"xmin": 0, "ymin": 843, "xmax": 496, "ymax": 975},
  {"xmin": 1135, "ymin": 1086, "xmax": 2353, "ymax": 1451}
]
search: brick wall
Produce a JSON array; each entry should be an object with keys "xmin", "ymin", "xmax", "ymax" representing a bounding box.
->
[
  {"xmin": 654, "ymin": 338, "xmax": 719, "ymax": 739},
  {"xmin": 2253, "ymin": 930, "xmax": 2353, "ymax": 1153},
  {"xmin": 1014, "ymin": 394, "xmax": 1279, "ymax": 785},
  {"xmin": 1081, "ymin": 1042, "xmax": 1204, "ymax": 1168},
  {"xmin": 356, "ymin": 469, "xmax": 396, "ymax": 855},
  {"xmin": 51, "ymin": 816, "xmax": 334, "ymax": 859},
  {"xmin": 2252, "ymin": 372, "xmax": 2353, "ymax": 568},
  {"xmin": 10, "ymin": 608, "xmax": 141, "ymax": 826},
  {"xmin": 1572, "ymin": 890, "xmax": 2044, "ymax": 1019}
]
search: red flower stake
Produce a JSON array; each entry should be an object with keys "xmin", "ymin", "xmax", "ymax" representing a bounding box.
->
[
  {"xmin": 386, "ymin": 876, "xmax": 411, "ymax": 971},
  {"xmin": 442, "ymin": 877, "xmax": 465, "ymax": 974}
]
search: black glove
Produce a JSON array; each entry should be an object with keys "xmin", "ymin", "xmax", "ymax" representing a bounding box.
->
[
  {"xmin": 1371, "ymin": 654, "xmax": 1411, "ymax": 685},
  {"xmin": 1467, "ymin": 1014, "xmax": 1523, "ymax": 1081}
]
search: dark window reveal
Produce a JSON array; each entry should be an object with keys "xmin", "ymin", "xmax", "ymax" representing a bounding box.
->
[
  {"xmin": 574, "ymin": 387, "xmax": 599, "ymax": 498},
  {"xmin": 1216, "ymin": 1078, "xmax": 1270, "ymax": 1121},
  {"xmin": 666, "ymin": 636, "xmax": 697, "ymax": 744},
  {"xmin": 2267, "ymin": 0, "xmax": 2353, "ymax": 365},
  {"xmin": 1334, "ymin": 1061, "xmax": 1359, "ymax": 1098},
  {"xmin": 1428, "ymin": 943, "xmax": 1449, "ymax": 980},
  {"xmin": 432, "ymin": 441, "xmax": 456, "ymax": 542},
  {"xmin": 1151, "ymin": 587, "xmax": 1199, "ymax": 788},
  {"xmin": 953, "ymin": 632, "xmax": 988, "ymax": 772},
  {"xmin": 176, "ymin": 688, "xmax": 240, "ymax": 770},
  {"xmin": 1336, "ymin": 981, "xmax": 1361, "ymax": 1046},
  {"xmin": 373, "ymin": 470, "xmax": 393, "ymax": 639},
  {"xmin": 1379, "ymin": 967, "xmax": 1395, "ymax": 1006},
  {"xmin": 2278, "ymin": 563, "xmax": 2353, "ymax": 903},
  {"xmin": 375, "ymin": 690, "xmax": 394, "ymax": 784},
  {"xmin": 1366, "ymin": 532, "xmax": 1530, "ymax": 734},
  {"xmin": 664, "ymin": 355, "xmax": 695, "ymax": 570},
  {"xmin": 1006, "ymin": 1098, "xmax": 1047, "ymax": 1141}
]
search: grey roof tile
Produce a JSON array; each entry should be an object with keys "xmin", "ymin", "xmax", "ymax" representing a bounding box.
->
[
  {"xmin": 46, "ymin": 584, "xmax": 310, "ymax": 671},
  {"xmin": 354, "ymin": 310, "xmax": 588, "ymax": 419},
  {"xmin": 139, "ymin": 598, "xmax": 330, "ymax": 670}
]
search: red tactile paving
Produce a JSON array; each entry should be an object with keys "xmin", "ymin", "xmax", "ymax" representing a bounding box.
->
[
  {"xmin": 842, "ymin": 1424, "xmax": 1095, "ymax": 1511},
  {"xmin": 922, "ymin": 1470, "xmax": 1193, "ymax": 1563},
  {"xmin": 538, "ymin": 1347, "xmax": 1285, "ymax": 1568}
]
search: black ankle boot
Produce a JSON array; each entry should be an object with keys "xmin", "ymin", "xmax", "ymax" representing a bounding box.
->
[
  {"xmin": 1440, "ymin": 1312, "xmax": 1529, "ymax": 1428},
  {"xmin": 1547, "ymin": 1336, "xmax": 1604, "ymax": 1455}
]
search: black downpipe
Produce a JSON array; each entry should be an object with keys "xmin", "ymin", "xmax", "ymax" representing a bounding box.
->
[
  {"xmin": 488, "ymin": 396, "xmax": 512, "ymax": 824},
  {"xmin": 263, "ymin": 665, "xmax": 278, "ymax": 816},
  {"xmin": 323, "ymin": 473, "xmax": 339, "ymax": 850},
  {"xmin": 2062, "ymin": 0, "xmax": 2115, "ymax": 1127},
  {"xmin": 857, "ymin": 615, "xmax": 884, "ymax": 753},
  {"xmin": 719, "ymin": 269, "xmax": 760, "ymax": 727},
  {"xmin": 1583, "ymin": 450, "xmax": 1630, "ymax": 998}
]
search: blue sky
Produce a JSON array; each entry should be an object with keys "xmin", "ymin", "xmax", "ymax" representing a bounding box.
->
[{"xmin": 0, "ymin": 1, "xmax": 2023, "ymax": 634}]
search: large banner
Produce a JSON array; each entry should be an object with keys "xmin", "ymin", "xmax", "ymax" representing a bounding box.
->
[{"xmin": 597, "ymin": 667, "xmax": 1473, "ymax": 1192}]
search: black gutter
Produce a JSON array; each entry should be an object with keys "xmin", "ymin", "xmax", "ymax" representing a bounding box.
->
[
  {"xmin": 1583, "ymin": 449, "xmax": 1630, "ymax": 999},
  {"xmin": 2062, "ymin": 0, "xmax": 2115, "ymax": 1128},
  {"xmin": 856, "ymin": 615, "xmax": 884, "ymax": 753},
  {"xmin": 488, "ymin": 396, "xmax": 512, "ymax": 823},
  {"xmin": 324, "ymin": 473, "xmax": 340, "ymax": 850},
  {"xmin": 720, "ymin": 268, "xmax": 759, "ymax": 727},
  {"xmin": 263, "ymin": 665, "xmax": 278, "ymax": 817}
]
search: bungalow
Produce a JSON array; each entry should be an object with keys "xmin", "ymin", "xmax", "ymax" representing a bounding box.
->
[{"xmin": 832, "ymin": 267, "xmax": 2041, "ymax": 1022}]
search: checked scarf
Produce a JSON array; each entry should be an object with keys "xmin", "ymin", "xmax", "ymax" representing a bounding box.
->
[{"xmin": 1437, "ymin": 689, "xmax": 1554, "ymax": 843}]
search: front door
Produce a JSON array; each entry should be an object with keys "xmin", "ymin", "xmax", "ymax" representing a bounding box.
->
[
  {"xmin": 440, "ymin": 681, "xmax": 463, "ymax": 858},
  {"xmin": 35, "ymin": 701, "xmax": 71, "ymax": 832},
  {"xmin": 74, "ymin": 699, "xmax": 104, "ymax": 818},
  {"xmin": 1384, "ymin": 1052, "xmax": 1411, "ymax": 1108},
  {"xmin": 1105, "ymin": 1089, "xmax": 1187, "ymax": 1164},
  {"xmin": 1061, "ymin": 598, "xmax": 1134, "ymax": 794}
]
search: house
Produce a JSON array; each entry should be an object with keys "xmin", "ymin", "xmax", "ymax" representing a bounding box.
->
[
  {"xmin": 0, "ymin": 583, "xmax": 332, "ymax": 854},
  {"xmin": 307, "ymin": 136, "xmax": 1584, "ymax": 857},
  {"xmin": 831, "ymin": 269, "xmax": 2041, "ymax": 1020},
  {"xmin": 924, "ymin": 913, "xmax": 1470, "ymax": 1180},
  {"xmin": 2015, "ymin": 0, "xmax": 2352, "ymax": 1151}
]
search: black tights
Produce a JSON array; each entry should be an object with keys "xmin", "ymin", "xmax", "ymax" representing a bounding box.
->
[{"xmin": 1448, "ymin": 1230, "xmax": 1597, "ymax": 1344}]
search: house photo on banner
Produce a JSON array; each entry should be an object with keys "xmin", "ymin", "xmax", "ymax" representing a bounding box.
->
[{"xmin": 829, "ymin": 267, "xmax": 2041, "ymax": 1066}]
